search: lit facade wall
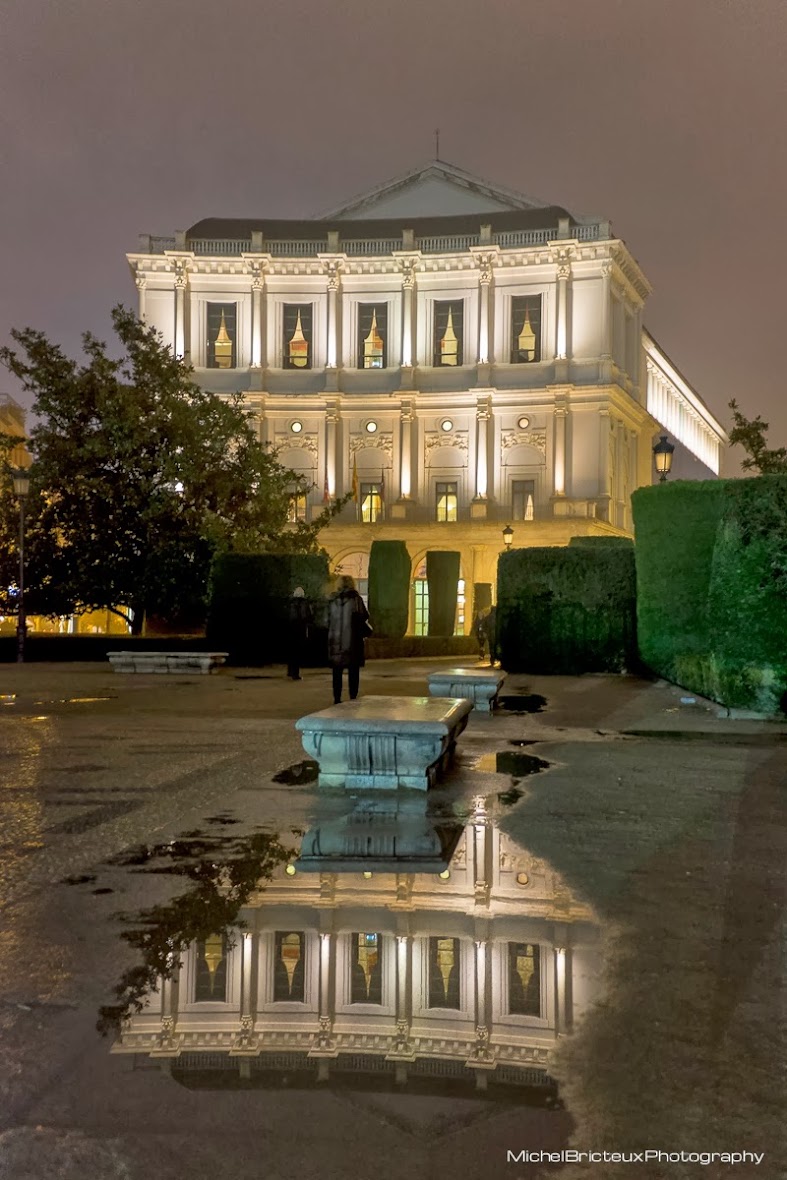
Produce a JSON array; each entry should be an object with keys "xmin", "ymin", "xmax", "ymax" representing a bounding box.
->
[{"xmin": 128, "ymin": 167, "xmax": 726, "ymax": 629}]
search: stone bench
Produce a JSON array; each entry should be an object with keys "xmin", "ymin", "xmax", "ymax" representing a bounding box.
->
[
  {"xmin": 427, "ymin": 667, "xmax": 507, "ymax": 713},
  {"xmin": 107, "ymin": 651, "xmax": 228, "ymax": 675},
  {"xmin": 295, "ymin": 696, "xmax": 472, "ymax": 791}
]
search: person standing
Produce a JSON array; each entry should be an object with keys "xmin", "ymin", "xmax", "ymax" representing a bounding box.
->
[
  {"xmin": 327, "ymin": 574, "xmax": 371, "ymax": 703},
  {"xmin": 286, "ymin": 586, "xmax": 313, "ymax": 680}
]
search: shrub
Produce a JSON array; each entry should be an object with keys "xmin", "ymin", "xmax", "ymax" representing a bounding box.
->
[
  {"xmin": 497, "ymin": 546, "xmax": 637, "ymax": 673},
  {"xmin": 206, "ymin": 553, "xmax": 330, "ymax": 665},
  {"xmin": 368, "ymin": 540, "xmax": 410, "ymax": 639},
  {"xmin": 426, "ymin": 551, "xmax": 460, "ymax": 637},
  {"xmin": 632, "ymin": 476, "xmax": 787, "ymax": 712}
]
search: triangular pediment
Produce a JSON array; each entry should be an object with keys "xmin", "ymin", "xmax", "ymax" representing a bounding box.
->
[{"xmin": 317, "ymin": 161, "xmax": 548, "ymax": 221}]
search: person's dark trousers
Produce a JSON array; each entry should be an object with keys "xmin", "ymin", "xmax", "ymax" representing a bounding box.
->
[
  {"xmin": 287, "ymin": 662, "xmax": 301, "ymax": 679},
  {"xmin": 332, "ymin": 665, "xmax": 360, "ymax": 703}
]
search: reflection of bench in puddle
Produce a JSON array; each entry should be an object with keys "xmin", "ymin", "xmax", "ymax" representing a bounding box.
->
[
  {"xmin": 295, "ymin": 696, "xmax": 472, "ymax": 790},
  {"xmin": 108, "ymin": 651, "xmax": 228, "ymax": 674},
  {"xmin": 296, "ymin": 794, "xmax": 464, "ymax": 873},
  {"xmin": 427, "ymin": 668, "xmax": 507, "ymax": 713}
]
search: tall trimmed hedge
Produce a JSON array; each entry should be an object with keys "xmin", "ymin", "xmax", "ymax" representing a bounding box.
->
[
  {"xmin": 427, "ymin": 551, "xmax": 460, "ymax": 637},
  {"xmin": 497, "ymin": 546, "xmax": 637, "ymax": 673},
  {"xmin": 368, "ymin": 540, "xmax": 410, "ymax": 639},
  {"xmin": 206, "ymin": 553, "xmax": 330, "ymax": 665},
  {"xmin": 633, "ymin": 477, "xmax": 787, "ymax": 712}
]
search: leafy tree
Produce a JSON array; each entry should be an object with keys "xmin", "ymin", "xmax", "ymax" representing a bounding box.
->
[
  {"xmin": 728, "ymin": 399, "xmax": 787, "ymax": 474},
  {"xmin": 0, "ymin": 306, "xmax": 344, "ymax": 632}
]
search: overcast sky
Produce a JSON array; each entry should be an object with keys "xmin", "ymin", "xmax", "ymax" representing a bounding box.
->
[{"xmin": 2, "ymin": 0, "xmax": 786, "ymax": 471}]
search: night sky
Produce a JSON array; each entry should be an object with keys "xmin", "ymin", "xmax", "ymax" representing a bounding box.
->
[{"xmin": 2, "ymin": 0, "xmax": 786, "ymax": 472}]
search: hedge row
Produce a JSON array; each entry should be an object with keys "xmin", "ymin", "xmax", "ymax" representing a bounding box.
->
[
  {"xmin": 497, "ymin": 544, "xmax": 637, "ymax": 673},
  {"xmin": 206, "ymin": 553, "xmax": 330, "ymax": 665},
  {"xmin": 632, "ymin": 476, "xmax": 787, "ymax": 712},
  {"xmin": 368, "ymin": 540, "xmax": 410, "ymax": 639}
]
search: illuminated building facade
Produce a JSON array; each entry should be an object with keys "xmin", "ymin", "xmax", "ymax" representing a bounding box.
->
[{"xmin": 128, "ymin": 162, "xmax": 727, "ymax": 629}]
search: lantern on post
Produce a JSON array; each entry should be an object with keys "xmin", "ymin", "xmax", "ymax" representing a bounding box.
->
[{"xmin": 653, "ymin": 435, "xmax": 675, "ymax": 483}]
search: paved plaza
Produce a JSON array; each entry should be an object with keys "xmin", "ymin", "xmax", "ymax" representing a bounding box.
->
[{"xmin": 0, "ymin": 659, "xmax": 784, "ymax": 1179}]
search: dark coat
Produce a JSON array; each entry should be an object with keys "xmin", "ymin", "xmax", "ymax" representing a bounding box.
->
[{"xmin": 327, "ymin": 589, "xmax": 370, "ymax": 668}]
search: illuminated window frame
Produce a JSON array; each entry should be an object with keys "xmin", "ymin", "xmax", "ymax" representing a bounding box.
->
[
  {"xmin": 287, "ymin": 491, "xmax": 308, "ymax": 523},
  {"xmin": 360, "ymin": 483, "xmax": 382, "ymax": 523},
  {"xmin": 435, "ymin": 481, "xmax": 458, "ymax": 522},
  {"xmin": 510, "ymin": 295, "xmax": 542, "ymax": 364}
]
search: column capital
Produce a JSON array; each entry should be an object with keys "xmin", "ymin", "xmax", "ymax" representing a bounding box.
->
[{"xmin": 399, "ymin": 258, "xmax": 419, "ymax": 288}]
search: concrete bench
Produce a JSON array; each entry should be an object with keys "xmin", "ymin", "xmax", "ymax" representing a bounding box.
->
[
  {"xmin": 107, "ymin": 651, "xmax": 228, "ymax": 675},
  {"xmin": 427, "ymin": 667, "xmax": 507, "ymax": 713},
  {"xmin": 295, "ymin": 696, "xmax": 472, "ymax": 791}
]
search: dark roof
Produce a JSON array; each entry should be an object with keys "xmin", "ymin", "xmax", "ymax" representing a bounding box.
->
[{"xmin": 186, "ymin": 206, "xmax": 577, "ymax": 242}]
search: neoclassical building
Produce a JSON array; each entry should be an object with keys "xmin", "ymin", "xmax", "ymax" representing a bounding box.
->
[
  {"xmin": 111, "ymin": 800, "xmax": 601, "ymax": 1093},
  {"xmin": 129, "ymin": 161, "xmax": 726, "ymax": 629}
]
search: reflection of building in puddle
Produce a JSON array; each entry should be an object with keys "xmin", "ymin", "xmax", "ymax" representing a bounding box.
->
[{"xmin": 112, "ymin": 803, "xmax": 601, "ymax": 1095}]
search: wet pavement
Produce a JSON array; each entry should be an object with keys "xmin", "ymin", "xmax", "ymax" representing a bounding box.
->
[{"xmin": 0, "ymin": 659, "xmax": 784, "ymax": 1179}]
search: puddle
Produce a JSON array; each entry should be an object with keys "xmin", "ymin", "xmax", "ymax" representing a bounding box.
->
[
  {"xmin": 273, "ymin": 760, "xmax": 319, "ymax": 785},
  {"xmin": 203, "ymin": 815, "xmax": 240, "ymax": 825},
  {"xmin": 509, "ymin": 739, "xmax": 539, "ymax": 747},
  {"xmin": 61, "ymin": 873, "xmax": 97, "ymax": 886},
  {"xmin": 470, "ymin": 751, "xmax": 551, "ymax": 776},
  {"xmin": 92, "ymin": 887, "xmax": 114, "ymax": 895},
  {"xmin": 498, "ymin": 694, "xmax": 548, "ymax": 713}
]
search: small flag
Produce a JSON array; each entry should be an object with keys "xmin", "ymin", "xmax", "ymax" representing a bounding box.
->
[
  {"xmin": 379, "ymin": 470, "xmax": 385, "ymax": 504},
  {"xmin": 352, "ymin": 455, "xmax": 359, "ymax": 503}
]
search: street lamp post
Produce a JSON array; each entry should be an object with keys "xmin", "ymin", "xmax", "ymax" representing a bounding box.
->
[
  {"xmin": 502, "ymin": 525, "xmax": 514, "ymax": 549},
  {"xmin": 10, "ymin": 467, "xmax": 30, "ymax": 663},
  {"xmin": 652, "ymin": 435, "xmax": 675, "ymax": 483}
]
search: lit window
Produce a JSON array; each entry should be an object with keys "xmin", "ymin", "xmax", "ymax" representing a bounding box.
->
[
  {"xmin": 273, "ymin": 931, "xmax": 305, "ymax": 1002},
  {"xmin": 290, "ymin": 420, "xmax": 303, "ymax": 434},
  {"xmin": 512, "ymin": 480, "xmax": 535, "ymax": 521},
  {"xmin": 517, "ymin": 415, "xmax": 530, "ymax": 430},
  {"xmin": 360, "ymin": 483, "xmax": 382, "ymax": 523},
  {"xmin": 365, "ymin": 421, "xmax": 378, "ymax": 434},
  {"xmin": 207, "ymin": 304, "xmax": 237, "ymax": 369},
  {"xmin": 412, "ymin": 576, "xmax": 428, "ymax": 637},
  {"xmin": 287, "ymin": 492, "xmax": 307, "ymax": 522},
  {"xmin": 507, "ymin": 942, "xmax": 541, "ymax": 1016},
  {"xmin": 440, "ymin": 419, "xmax": 453, "ymax": 432},
  {"xmin": 284, "ymin": 305, "xmax": 312, "ymax": 369},
  {"xmin": 511, "ymin": 296, "xmax": 542, "ymax": 364},
  {"xmin": 350, "ymin": 933, "xmax": 383, "ymax": 1004},
  {"xmin": 434, "ymin": 301, "xmax": 463, "ymax": 367},
  {"xmin": 454, "ymin": 577, "xmax": 465, "ymax": 635},
  {"xmin": 358, "ymin": 304, "xmax": 387, "ymax": 369},
  {"xmin": 194, "ymin": 933, "xmax": 228, "ymax": 1002},
  {"xmin": 436, "ymin": 481, "xmax": 458, "ymax": 522},
  {"xmin": 428, "ymin": 937, "xmax": 461, "ymax": 1010}
]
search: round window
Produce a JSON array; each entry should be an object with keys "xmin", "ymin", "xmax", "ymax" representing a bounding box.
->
[
  {"xmin": 290, "ymin": 420, "xmax": 303, "ymax": 434},
  {"xmin": 365, "ymin": 421, "xmax": 378, "ymax": 434},
  {"xmin": 440, "ymin": 419, "xmax": 453, "ymax": 432},
  {"xmin": 517, "ymin": 416, "xmax": 530, "ymax": 430}
]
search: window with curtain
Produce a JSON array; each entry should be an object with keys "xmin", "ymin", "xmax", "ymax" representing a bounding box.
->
[
  {"xmin": 507, "ymin": 942, "xmax": 541, "ymax": 1016},
  {"xmin": 206, "ymin": 303, "xmax": 237, "ymax": 369},
  {"xmin": 357, "ymin": 304, "xmax": 387, "ymax": 369},
  {"xmin": 427, "ymin": 937, "xmax": 461, "ymax": 1009},
  {"xmin": 350, "ymin": 933, "xmax": 383, "ymax": 1004},
  {"xmin": 194, "ymin": 933, "xmax": 228, "ymax": 1002},
  {"xmin": 283, "ymin": 304, "xmax": 313, "ymax": 369},
  {"xmin": 510, "ymin": 295, "xmax": 542, "ymax": 363},
  {"xmin": 512, "ymin": 479, "xmax": 536, "ymax": 520},
  {"xmin": 273, "ymin": 931, "xmax": 305, "ymax": 1001},
  {"xmin": 433, "ymin": 301, "xmax": 463, "ymax": 367}
]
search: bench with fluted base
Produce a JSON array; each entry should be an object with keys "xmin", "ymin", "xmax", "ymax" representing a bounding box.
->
[
  {"xmin": 108, "ymin": 651, "xmax": 228, "ymax": 674},
  {"xmin": 295, "ymin": 696, "xmax": 472, "ymax": 790},
  {"xmin": 427, "ymin": 668, "xmax": 507, "ymax": 713}
]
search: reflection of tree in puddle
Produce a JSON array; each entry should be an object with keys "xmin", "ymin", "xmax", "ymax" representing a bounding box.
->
[
  {"xmin": 97, "ymin": 831, "xmax": 296, "ymax": 1036},
  {"xmin": 504, "ymin": 747, "xmax": 786, "ymax": 1176},
  {"xmin": 104, "ymin": 795, "xmax": 603, "ymax": 1108}
]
